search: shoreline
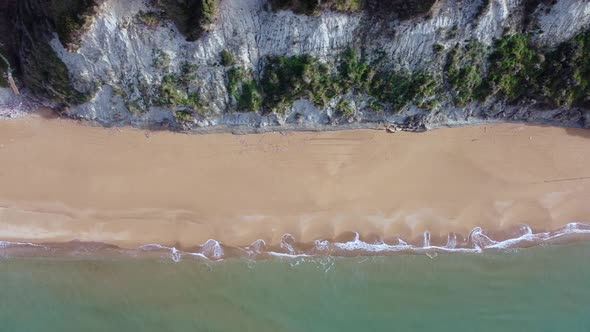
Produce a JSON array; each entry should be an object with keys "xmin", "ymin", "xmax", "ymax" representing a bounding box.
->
[
  {"xmin": 2, "ymin": 222, "xmax": 590, "ymax": 261},
  {"xmin": 1, "ymin": 115, "xmax": 590, "ymax": 251}
]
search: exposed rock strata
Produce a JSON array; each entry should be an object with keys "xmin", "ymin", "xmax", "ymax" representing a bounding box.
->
[{"xmin": 4, "ymin": 0, "xmax": 590, "ymax": 132}]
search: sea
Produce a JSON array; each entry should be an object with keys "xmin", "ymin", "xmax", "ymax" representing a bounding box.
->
[{"xmin": 1, "ymin": 240, "xmax": 589, "ymax": 331}]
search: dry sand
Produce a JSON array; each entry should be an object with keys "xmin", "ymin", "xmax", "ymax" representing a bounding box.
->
[{"xmin": 1, "ymin": 115, "xmax": 590, "ymax": 248}]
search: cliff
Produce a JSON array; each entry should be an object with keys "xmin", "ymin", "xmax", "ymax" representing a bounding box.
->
[{"xmin": 4, "ymin": 0, "xmax": 590, "ymax": 131}]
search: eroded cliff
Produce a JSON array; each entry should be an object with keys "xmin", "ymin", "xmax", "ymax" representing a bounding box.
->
[{"xmin": 5, "ymin": 0, "xmax": 590, "ymax": 131}]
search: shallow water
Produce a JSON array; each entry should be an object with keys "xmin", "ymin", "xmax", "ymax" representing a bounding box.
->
[{"xmin": 1, "ymin": 243, "xmax": 589, "ymax": 331}]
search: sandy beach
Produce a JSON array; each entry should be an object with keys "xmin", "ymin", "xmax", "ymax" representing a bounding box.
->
[{"xmin": 1, "ymin": 115, "xmax": 590, "ymax": 248}]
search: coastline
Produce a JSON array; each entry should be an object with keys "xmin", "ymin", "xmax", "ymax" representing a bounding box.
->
[{"xmin": 1, "ymin": 114, "xmax": 590, "ymax": 256}]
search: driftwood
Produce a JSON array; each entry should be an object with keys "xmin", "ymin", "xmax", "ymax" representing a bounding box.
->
[
  {"xmin": 0, "ymin": 51, "xmax": 19, "ymax": 95},
  {"xmin": 7, "ymin": 72, "xmax": 19, "ymax": 95}
]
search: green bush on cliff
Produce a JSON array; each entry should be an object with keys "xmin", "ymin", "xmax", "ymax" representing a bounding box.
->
[
  {"xmin": 160, "ymin": 75, "xmax": 202, "ymax": 111},
  {"xmin": 269, "ymin": 0, "xmax": 434, "ymax": 18},
  {"xmin": 541, "ymin": 30, "xmax": 590, "ymax": 107},
  {"xmin": 227, "ymin": 67, "xmax": 263, "ymax": 112},
  {"xmin": 445, "ymin": 41, "xmax": 488, "ymax": 106},
  {"xmin": 488, "ymin": 34, "xmax": 543, "ymax": 101},
  {"xmin": 335, "ymin": 99, "xmax": 355, "ymax": 117},
  {"xmin": 339, "ymin": 48, "xmax": 375, "ymax": 92},
  {"xmin": 153, "ymin": 0, "xmax": 220, "ymax": 41},
  {"xmin": 220, "ymin": 50, "xmax": 235, "ymax": 67},
  {"xmin": 174, "ymin": 109, "xmax": 195, "ymax": 122},
  {"xmin": 369, "ymin": 70, "xmax": 440, "ymax": 111},
  {"xmin": 22, "ymin": 42, "xmax": 89, "ymax": 105},
  {"xmin": 137, "ymin": 11, "xmax": 161, "ymax": 28},
  {"xmin": 270, "ymin": 0, "xmax": 363, "ymax": 15},
  {"xmin": 51, "ymin": 0, "xmax": 98, "ymax": 49},
  {"xmin": 260, "ymin": 54, "xmax": 339, "ymax": 112}
]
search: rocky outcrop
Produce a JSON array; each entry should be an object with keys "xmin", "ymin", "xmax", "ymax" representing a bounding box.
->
[{"xmin": 7, "ymin": 0, "xmax": 590, "ymax": 132}]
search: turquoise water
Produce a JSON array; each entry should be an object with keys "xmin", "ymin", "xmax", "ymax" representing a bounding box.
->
[{"xmin": 1, "ymin": 243, "xmax": 589, "ymax": 331}]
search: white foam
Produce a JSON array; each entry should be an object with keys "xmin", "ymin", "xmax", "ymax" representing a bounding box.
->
[
  {"xmin": 245, "ymin": 239, "xmax": 267, "ymax": 255},
  {"xmin": 267, "ymin": 251, "xmax": 311, "ymax": 258},
  {"xmin": 138, "ymin": 244, "xmax": 183, "ymax": 262},
  {"xmin": 333, "ymin": 232, "xmax": 411, "ymax": 253},
  {"xmin": 423, "ymin": 231, "xmax": 431, "ymax": 247},
  {"xmin": 279, "ymin": 234, "xmax": 297, "ymax": 255},
  {"xmin": 445, "ymin": 233, "xmax": 457, "ymax": 249},
  {"xmin": 200, "ymin": 239, "xmax": 224, "ymax": 260},
  {"xmin": 46, "ymin": 222, "xmax": 590, "ymax": 260},
  {"xmin": 0, "ymin": 241, "xmax": 45, "ymax": 249}
]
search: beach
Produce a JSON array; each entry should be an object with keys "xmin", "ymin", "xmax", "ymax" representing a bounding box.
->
[{"xmin": 1, "ymin": 115, "xmax": 590, "ymax": 250}]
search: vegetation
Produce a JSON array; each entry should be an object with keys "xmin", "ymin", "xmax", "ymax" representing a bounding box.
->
[
  {"xmin": 159, "ymin": 75, "xmax": 201, "ymax": 111},
  {"xmin": 260, "ymin": 54, "xmax": 339, "ymax": 112},
  {"xmin": 370, "ymin": 70, "xmax": 440, "ymax": 110},
  {"xmin": 270, "ymin": 0, "xmax": 363, "ymax": 15},
  {"xmin": 227, "ymin": 67, "xmax": 263, "ymax": 112},
  {"xmin": 441, "ymin": 31, "xmax": 590, "ymax": 108},
  {"xmin": 269, "ymin": 0, "xmax": 435, "ymax": 18},
  {"xmin": 22, "ymin": 42, "xmax": 89, "ymax": 104},
  {"xmin": 152, "ymin": 0, "xmax": 220, "ymax": 41},
  {"xmin": 364, "ymin": 0, "xmax": 436, "ymax": 20},
  {"xmin": 339, "ymin": 48, "xmax": 375, "ymax": 92},
  {"xmin": 220, "ymin": 50, "xmax": 235, "ymax": 67},
  {"xmin": 487, "ymin": 34, "xmax": 543, "ymax": 101},
  {"xmin": 336, "ymin": 99, "xmax": 355, "ymax": 118},
  {"xmin": 174, "ymin": 109, "xmax": 195, "ymax": 122},
  {"xmin": 540, "ymin": 30, "xmax": 590, "ymax": 107},
  {"xmin": 51, "ymin": 0, "xmax": 99, "ymax": 49},
  {"xmin": 223, "ymin": 49, "xmax": 442, "ymax": 114},
  {"xmin": 445, "ymin": 41, "xmax": 488, "ymax": 106},
  {"xmin": 153, "ymin": 50, "xmax": 171, "ymax": 71},
  {"xmin": 137, "ymin": 11, "xmax": 162, "ymax": 28},
  {"xmin": 0, "ymin": 51, "xmax": 10, "ymax": 88}
]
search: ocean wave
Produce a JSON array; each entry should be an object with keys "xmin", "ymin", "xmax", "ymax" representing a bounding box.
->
[
  {"xmin": 2, "ymin": 223, "xmax": 590, "ymax": 261},
  {"xmin": 0, "ymin": 241, "xmax": 46, "ymax": 249}
]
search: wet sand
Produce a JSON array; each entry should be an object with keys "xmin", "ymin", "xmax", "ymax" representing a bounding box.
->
[{"xmin": 1, "ymin": 115, "xmax": 590, "ymax": 248}]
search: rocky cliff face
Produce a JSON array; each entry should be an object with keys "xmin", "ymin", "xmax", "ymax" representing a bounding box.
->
[{"xmin": 6, "ymin": 0, "xmax": 590, "ymax": 131}]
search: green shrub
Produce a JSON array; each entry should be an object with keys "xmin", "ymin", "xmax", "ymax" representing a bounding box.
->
[
  {"xmin": 160, "ymin": 75, "xmax": 201, "ymax": 111},
  {"xmin": 270, "ymin": 0, "xmax": 363, "ymax": 15},
  {"xmin": 261, "ymin": 55, "xmax": 339, "ymax": 112},
  {"xmin": 180, "ymin": 62, "xmax": 198, "ymax": 84},
  {"xmin": 153, "ymin": 50, "xmax": 171, "ymax": 70},
  {"xmin": 22, "ymin": 41, "xmax": 89, "ymax": 104},
  {"xmin": 153, "ymin": 0, "xmax": 220, "ymax": 41},
  {"xmin": 445, "ymin": 41, "xmax": 488, "ymax": 106},
  {"xmin": 339, "ymin": 48, "xmax": 374, "ymax": 92},
  {"xmin": 488, "ymin": 34, "xmax": 543, "ymax": 101},
  {"xmin": 369, "ymin": 70, "xmax": 440, "ymax": 112},
  {"xmin": 51, "ymin": 0, "xmax": 98, "ymax": 49},
  {"xmin": 336, "ymin": 99, "xmax": 355, "ymax": 117},
  {"xmin": 541, "ymin": 30, "xmax": 590, "ymax": 107},
  {"xmin": 220, "ymin": 50, "xmax": 235, "ymax": 66},
  {"xmin": 227, "ymin": 67, "xmax": 263, "ymax": 112},
  {"xmin": 137, "ymin": 11, "xmax": 161, "ymax": 28},
  {"xmin": 174, "ymin": 109, "xmax": 195, "ymax": 122}
]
